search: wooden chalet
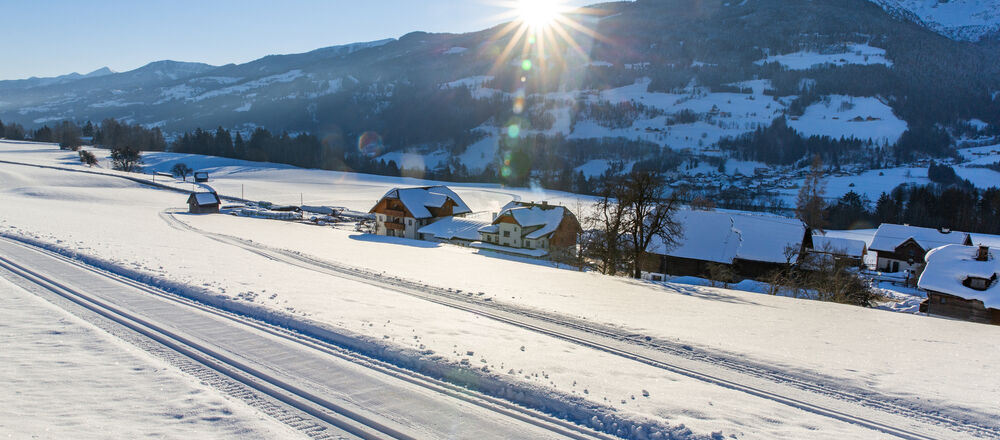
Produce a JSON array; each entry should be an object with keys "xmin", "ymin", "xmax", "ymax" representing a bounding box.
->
[
  {"xmin": 187, "ymin": 192, "xmax": 221, "ymax": 214},
  {"xmin": 918, "ymin": 245, "xmax": 1000, "ymax": 325},
  {"xmin": 870, "ymin": 224, "xmax": 971, "ymax": 273},
  {"xmin": 369, "ymin": 186, "xmax": 471, "ymax": 240},
  {"xmin": 644, "ymin": 210, "xmax": 811, "ymax": 279}
]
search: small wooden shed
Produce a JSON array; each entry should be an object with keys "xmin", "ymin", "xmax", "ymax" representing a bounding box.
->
[
  {"xmin": 194, "ymin": 172, "xmax": 210, "ymax": 183},
  {"xmin": 187, "ymin": 192, "xmax": 221, "ymax": 214}
]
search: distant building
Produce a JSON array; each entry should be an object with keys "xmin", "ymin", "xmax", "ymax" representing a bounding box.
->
[
  {"xmin": 644, "ymin": 210, "xmax": 810, "ymax": 279},
  {"xmin": 918, "ymin": 245, "xmax": 999, "ymax": 325},
  {"xmin": 187, "ymin": 192, "xmax": 221, "ymax": 214},
  {"xmin": 194, "ymin": 172, "xmax": 210, "ymax": 183},
  {"xmin": 870, "ymin": 224, "xmax": 971, "ymax": 273},
  {"xmin": 808, "ymin": 235, "xmax": 868, "ymax": 268},
  {"xmin": 476, "ymin": 201, "xmax": 582, "ymax": 258},
  {"xmin": 369, "ymin": 186, "xmax": 471, "ymax": 239}
]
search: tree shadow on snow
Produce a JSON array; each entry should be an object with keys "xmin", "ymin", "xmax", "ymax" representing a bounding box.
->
[
  {"xmin": 472, "ymin": 249, "xmax": 575, "ymax": 270},
  {"xmin": 348, "ymin": 234, "xmax": 441, "ymax": 249},
  {"xmin": 635, "ymin": 280, "xmax": 769, "ymax": 306}
]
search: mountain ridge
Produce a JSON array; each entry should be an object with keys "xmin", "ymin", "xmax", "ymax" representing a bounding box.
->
[{"xmin": 1, "ymin": 0, "xmax": 997, "ymax": 176}]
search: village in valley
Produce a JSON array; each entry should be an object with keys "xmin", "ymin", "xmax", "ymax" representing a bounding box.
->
[{"xmin": 180, "ymin": 165, "xmax": 1000, "ymax": 326}]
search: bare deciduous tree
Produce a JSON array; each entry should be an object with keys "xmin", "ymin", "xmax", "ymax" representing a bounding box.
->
[
  {"xmin": 796, "ymin": 155, "xmax": 828, "ymax": 231},
  {"xmin": 623, "ymin": 171, "xmax": 684, "ymax": 279},
  {"xmin": 171, "ymin": 163, "xmax": 193, "ymax": 181},
  {"xmin": 585, "ymin": 175, "xmax": 630, "ymax": 275}
]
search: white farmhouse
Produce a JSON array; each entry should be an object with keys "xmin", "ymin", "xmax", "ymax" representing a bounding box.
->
[{"xmin": 475, "ymin": 201, "xmax": 581, "ymax": 257}]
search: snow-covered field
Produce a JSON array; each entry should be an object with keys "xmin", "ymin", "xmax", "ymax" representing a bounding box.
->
[
  {"xmin": 756, "ymin": 43, "xmax": 893, "ymax": 70},
  {"xmin": 787, "ymin": 95, "xmax": 907, "ymax": 145},
  {"xmin": 0, "ymin": 276, "xmax": 299, "ymax": 439},
  {"xmin": 3, "ymin": 141, "xmax": 1000, "ymax": 438}
]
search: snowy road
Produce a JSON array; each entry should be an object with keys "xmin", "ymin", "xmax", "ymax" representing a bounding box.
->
[
  {"xmin": 160, "ymin": 212, "xmax": 999, "ymax": 440},
  {"xmin": 0, "ymin": 237, "xmax": 616, "ymax": 440}
]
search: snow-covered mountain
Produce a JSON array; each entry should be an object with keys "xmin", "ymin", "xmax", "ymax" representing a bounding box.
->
[
  {"xmin": 1, "ymin": 0, "xmax": 997, "ymax": 176},
  {"xmin": 870, "ymin": 0, "xmax": 1000, "ymax": 41},
  {"xmin": 0, "ymin": 66, "xmax": 115, "ymax": 91}
]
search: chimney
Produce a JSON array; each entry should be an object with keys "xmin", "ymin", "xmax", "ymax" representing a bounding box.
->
[
  {"xmin": 939, "ymin": 227, "xmax": 951, "ymax": 234},
  {"xmin": 976, "ymin": 245, "xmax": 990, "ymax": 262}
]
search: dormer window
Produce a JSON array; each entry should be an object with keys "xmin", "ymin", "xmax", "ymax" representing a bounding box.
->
[{"xmin": 964, "ymin": 275, "xmax": 996, "ymax": 291}]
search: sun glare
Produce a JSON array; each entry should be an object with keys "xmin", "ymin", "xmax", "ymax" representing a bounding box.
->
[{"xmin": 516, "ymin": 0, "xmax": 565, "ymax": 30}]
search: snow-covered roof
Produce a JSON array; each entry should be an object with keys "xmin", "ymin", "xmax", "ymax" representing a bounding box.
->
[
  {"xmin": 811, "ymin": 235, "xmax": 867, "ymax": 258},
  {"xmin": 418, "ymin": 217, "xmax": 489, "ymax": 241},
  {"xmin": 646, "ymin": 210, "xmax": 807, "ymax": 264},
  {"xmin": 189, "ymin": 192, "xmax": 220, "ymax": 206},
  {"xmin": 970, "ymin": 233, "xmax": 1000, "ymax": 249},
  {"xmin": 494, "ymin": 202, "xmax": 572, "ymax": 240},
  {"xmin": 918, "ymin": 245, "xmax": 999, "ymax": 309},
  {"xmin": 869, "ymin": 224, "xmax": 970, "ymax": 253},
  {"xmin": 376, "ymin": 186, "xmax": 472, "ymax": 219},
  {"xmin": 478, "ymin": 224, "xmax": 499, "ymax": 234},
  {"xmin": 471, "ymin": 241, "xmax": 549, "ymax": 257}
]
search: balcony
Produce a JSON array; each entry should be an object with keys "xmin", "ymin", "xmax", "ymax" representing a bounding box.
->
[
  {"xmin": 384, "ymin": 222, "xmax": 405, "ymax": 231},
  {"xmin": 383, "ymin": 209, "xmax": 406, "ymax": 218}
]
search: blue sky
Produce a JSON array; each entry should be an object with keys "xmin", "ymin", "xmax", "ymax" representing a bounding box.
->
[{"xmin": 2, "ymin": 0, "xmax": 595, "ymax": 80}]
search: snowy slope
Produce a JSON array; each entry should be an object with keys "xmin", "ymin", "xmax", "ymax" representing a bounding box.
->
[
  {"xmin": 870, "ymin": 0, "xmax": 1000, "ymax": 41},
  {"xmin": 3, "ymin": 142, "xmax": 1000, "ymax": 439},
  {"xmin": 0, "ymin": 277, "xmax": 299, "ymax": 439},
  {"xmin": 0, "ymin": 154, "xmax": 901, "ymax": 439}
]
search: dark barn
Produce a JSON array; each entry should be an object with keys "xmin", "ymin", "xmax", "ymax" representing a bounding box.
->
[{"xmin": 187, "ymin": 192, "xmax": 221, "ymax": 214}]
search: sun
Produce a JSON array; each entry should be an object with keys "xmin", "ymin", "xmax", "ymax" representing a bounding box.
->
[
  {"xmin": 515, "ymin": 0, "xmax": 566, "ymax": 30},
  {"xmin": 485, "ymin": 0, "xmax": 607, "ymax": 89}
]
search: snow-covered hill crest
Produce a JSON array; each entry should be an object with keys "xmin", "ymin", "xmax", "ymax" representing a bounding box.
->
[{"xmin": 870, "ymin": 0, "xmax": 1000, "ymax": 41}]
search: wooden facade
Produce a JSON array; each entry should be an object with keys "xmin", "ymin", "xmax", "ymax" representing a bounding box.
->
[
  {"xmin": 187, "ymin": 193, "xmax": 220, "ymax": 214},
  {"xmin": 875, "ymin": 239, "xmax": 933, "ymax": 273},
  {"xmin": 643, "ymin": 254, "xmax": 792, "ymax": 279},
  {"xmin": 549, "ymin": 215, "xmax": 583, "ymax": 249},
  {"xmin": 921, "ymin": 292, "xmax": 1000, "ymax": 325}
]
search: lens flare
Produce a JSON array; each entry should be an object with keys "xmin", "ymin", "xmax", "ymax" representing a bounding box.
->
[
  {"xmin": 358, "ymin": 131, "xmax": 383, "ymax": 158},
  {"xmin": 507, "ymin": 124, "xmax": 521, "ymax": 139}
]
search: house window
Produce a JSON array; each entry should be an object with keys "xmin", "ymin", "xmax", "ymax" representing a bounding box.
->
[
  {"xmin": 503, "ymin": 231, "xmax": 511, "ymax": 238},
  {"xmin": 407, "ymin": 219, "xmax": 412, "ymax": 225},
  {"xmin": 967, "ymin": 277, "xmax": 992, "ymax": 291}
]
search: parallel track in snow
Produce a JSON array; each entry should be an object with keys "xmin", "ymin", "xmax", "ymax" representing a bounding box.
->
[
  {"xmin": 0, "ymin": 236, "xmax": 617, "ymax": 440},
  {"xmin": 160, "ymin": 210, "xmax": 1000, "ymax": 440}
]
